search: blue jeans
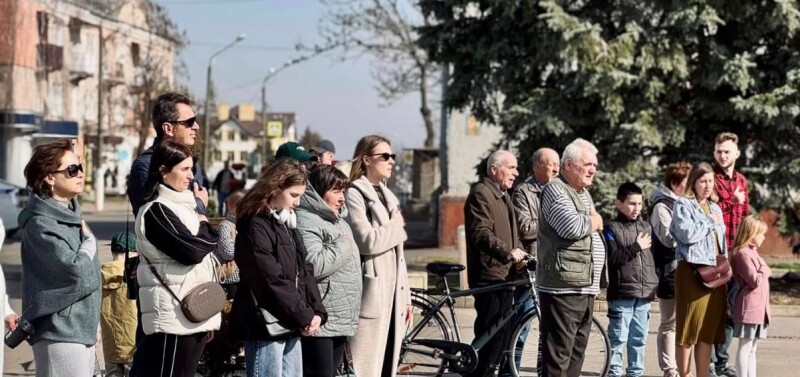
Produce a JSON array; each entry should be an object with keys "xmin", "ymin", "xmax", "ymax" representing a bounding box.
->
[
  {"xmin": 712, "ymin": 279, "xmax": 739, "ymax": 370},
  {"xmin": 245, "ymin": 338, "xmax": 303, "ymax": 377},
  {"xmin": 498, "ymin": 286, "xmax": 535, "ymax": 377},
  {"xmin": 607, "ymin": 298, "xmax": 652, "ymax": 377}
]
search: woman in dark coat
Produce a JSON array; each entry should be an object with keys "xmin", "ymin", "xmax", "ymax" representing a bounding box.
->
[{"xmin": 230, "ymin": 159, "xmax": 327, "ymax": 377}]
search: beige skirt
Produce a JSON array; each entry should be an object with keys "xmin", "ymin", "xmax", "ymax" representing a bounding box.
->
[{"xmin": 675, "ymin": 261, "xmax": 726, "ymax": 345}]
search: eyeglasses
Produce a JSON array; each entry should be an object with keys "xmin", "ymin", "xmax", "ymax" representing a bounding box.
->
[
  {"xmin": 367, "ymin": 153, "xmax": 396, "ymax": 161},
  {"xmin": 53, "ymin": 164, "xmax": 83, "ymax": 178},
  {"xmin": 171, "ymin": 116, "xmax": 197, "ymax": 127}
]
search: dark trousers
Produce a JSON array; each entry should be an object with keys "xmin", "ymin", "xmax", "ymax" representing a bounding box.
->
[
  {"xmin": 301, "ymin": 336, "xmax": 348, "ymax": 377},
  {"xmin": 132, "ymin": 332, "xmax": 206, "ymax": 377},
  {"xmin": 222, "ymin": 283, "xmax": 238, "ymax": 301},
  {"xmin": 218, "ymin": 192, "xmax": 230, "ymax": 217},
  {"xmin": 539, "ymin": 292, "xmax": 594, "ymax": 377},
  {"xmin": 712, "ymin": 279, "xmax": 739, "ymax": 369},
  {"xmin": 382, "ymin": 303, "xmax": 397, "ymax": 376},
  {"xmin": 469, "ymin": 288, "xmax": 514, "ymax": 377}
]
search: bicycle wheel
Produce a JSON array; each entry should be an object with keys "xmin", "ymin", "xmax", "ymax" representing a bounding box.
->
[
  {"xmin": 581, "ymin": 316, "xmax": 611, "ymax": 377},
  {"xmin": 507, "ymin": 310, "xmax": 541, "ymax": 377},
  {"xmin": 508, "ymin": 313, "xmax": 610, "ymax": 377},
  {"xmin": 397, "ymin": 295, "xmax": 452, "ymax": 376}
]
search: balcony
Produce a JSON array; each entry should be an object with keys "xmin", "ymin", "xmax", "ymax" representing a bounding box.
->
[{"xmin": 69, "ymin": 52, "xmax": 95, "ymax": 84}]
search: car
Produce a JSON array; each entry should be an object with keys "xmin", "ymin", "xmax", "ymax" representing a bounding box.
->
[{"xmin": 0, "ymin": 180, "xmax": 30, "ymax": 234}]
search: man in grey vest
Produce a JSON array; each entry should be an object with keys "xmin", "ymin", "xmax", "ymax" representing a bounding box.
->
[
  {"xmin": 537, "ymin": 138, "xmax": 606, "ymax": 377},
  {"xmin": 465, "ymin": 150, "xmax": 526, "ymax": 377}
]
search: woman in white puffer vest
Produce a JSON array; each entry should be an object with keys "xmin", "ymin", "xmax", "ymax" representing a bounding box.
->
[{"xmin": 132, "ymin": 140, "xmax": 220, "ymax": 377}]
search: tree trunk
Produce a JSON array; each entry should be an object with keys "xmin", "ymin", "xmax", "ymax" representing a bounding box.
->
[
  {"xmin": 419, "ymin": 66, "xmax": 435, "ymax": 148},
  {"xmin": 135, "ymin": 89, "xmax": 152, "ymax": 156}
]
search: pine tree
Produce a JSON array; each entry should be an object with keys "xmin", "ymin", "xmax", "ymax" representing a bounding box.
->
[{"xmin": 419, "ymin": 0, "xmax": 800, "ymax": 224}]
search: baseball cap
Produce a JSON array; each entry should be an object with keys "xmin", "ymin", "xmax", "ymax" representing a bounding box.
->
[
  {"xmin": 311, "ymin": 139, "xmax": 336, "ymax": 154},
  {"xmin": 111, "ymin": 232, "xmax": 136, "ymax": 253},
  {"xmin": 275, "ymin": 142, "xmax": 318, "ymax": 162}
]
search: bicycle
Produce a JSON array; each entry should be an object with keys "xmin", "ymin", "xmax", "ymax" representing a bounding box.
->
[{"xmin": 398, "ymin": 258, "xmax": 610, "ymax": 376}]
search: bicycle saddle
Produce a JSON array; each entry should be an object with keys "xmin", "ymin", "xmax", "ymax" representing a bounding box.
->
[{"xmin": 426, "ymin": 262, "xmax": 466, "ymax": 276}]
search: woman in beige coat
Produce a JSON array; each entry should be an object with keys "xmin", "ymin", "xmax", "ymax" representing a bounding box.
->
[{"xmin": 346, "ymin": 135, "xmax": 411, "ymax": 376}]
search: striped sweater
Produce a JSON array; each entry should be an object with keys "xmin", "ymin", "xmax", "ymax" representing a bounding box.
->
[{"xmin": 538, "ymin": 183, "xmax": 605, "ymax": 295}]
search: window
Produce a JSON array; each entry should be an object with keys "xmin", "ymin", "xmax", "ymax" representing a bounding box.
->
[
  {"xmin": 69, "ymin": 18, "xmax": 81, "ymax": 44},
  {"xmin": 131, "ymin": 43, "xmax": 141, "ymax": 67},
  {"xmin": 240, "ymin": 151, "xmax": 248, "ymax": 162},
  {"xmin": 213, "ymin": 151, "xmax": 222, "ymax": 162},
  {"xmin": 227, "ymin": 130, "xmax": 235, "ymax": 141},
  {"xmin": 240, "ymin": 132, "xmax": 248, "ymax": 141},
  {"xmin": 37, "ymin": 12, "xmax": 49, "ymax": 41},
  {"xmin": 227, "ymin": 152, "xmax": 235, "ymax": 162}
]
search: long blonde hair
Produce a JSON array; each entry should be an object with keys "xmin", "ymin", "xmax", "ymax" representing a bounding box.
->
[
  {"xmin": 732, "ymin": 215, "xmax": 767, "ymax": 254},
  {"xmin": 349, "ymin": 135, "xmax": 391, "ymax": 182}
]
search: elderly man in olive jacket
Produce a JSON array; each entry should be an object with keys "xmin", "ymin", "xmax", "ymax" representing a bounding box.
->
[{"xmin": 465, "ymin": 150, "xmax": 526, "ymax": 377}]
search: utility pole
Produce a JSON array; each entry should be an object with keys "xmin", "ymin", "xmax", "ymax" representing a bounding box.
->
[
  {"xmin": 94, "ymin": 26, "xmax": 105, "ymax": 211},
  {"xmin": 259, "ymin": 54, "xmax": 325, "ymax": 165},
  {"xmin": 260, "ymin": 69, "xmax": 274, "ymax": 161},
  {"xmin": 202, "ymin": 34, "xmax": 245, "ymax": 170},
  {"xmin": 439, "ymin": 64, "xmax": 449, "ymax": 192}
]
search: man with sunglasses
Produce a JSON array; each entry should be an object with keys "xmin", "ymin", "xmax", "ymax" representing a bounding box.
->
[
  {"xmin": 126, "ymin": 92, "xmax": 211, "ymax": 377},
  {"xmin": 127, "ymin": 92, "xmax": 208, "ymax": 217}
]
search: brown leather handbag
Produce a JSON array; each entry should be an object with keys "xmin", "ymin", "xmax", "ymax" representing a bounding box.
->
[{"xmin": 695, "ymin": 255, "xmax": 733, "ymax": 289}]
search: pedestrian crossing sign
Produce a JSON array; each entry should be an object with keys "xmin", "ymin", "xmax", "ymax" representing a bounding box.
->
[{"xmin": 266, "ymin": 120, "xmax": 283, "ymax": 138}]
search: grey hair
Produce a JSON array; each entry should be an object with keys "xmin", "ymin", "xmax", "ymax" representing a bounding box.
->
[
  {"xmin": 560, "ymin": 138, "xmax": 598, "ymax": 166},
  {"xmin": 486, "ymin": 150, "xmax": 512, "ymax": 170}
]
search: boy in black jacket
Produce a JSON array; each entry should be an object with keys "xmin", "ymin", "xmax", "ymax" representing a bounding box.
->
[{"xmin": 603, "ymin": 182, "xmax": 659, "ymax": 377}]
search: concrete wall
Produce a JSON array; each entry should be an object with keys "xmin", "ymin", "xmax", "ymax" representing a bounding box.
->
[
  {"xmin": 439, "ymin": 109, "xmax": 503, "ymax": 246},
  {"xmin": 445, "ymin": 110, "xmax": 503, "ymax": 197}
]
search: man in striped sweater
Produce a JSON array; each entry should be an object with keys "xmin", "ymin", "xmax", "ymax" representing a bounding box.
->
[{"xmin": 536, "ymin": 138, "xmax": 606, "ymax": 377}]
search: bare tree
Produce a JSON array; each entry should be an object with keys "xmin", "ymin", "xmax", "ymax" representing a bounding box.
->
[
  {"xmin": 129, "ymin": 0, "xmax": 187, "ymax": 156},
  {"xmin": 315, "ymin": 0, "xmax": 437, "ymax": 147}
]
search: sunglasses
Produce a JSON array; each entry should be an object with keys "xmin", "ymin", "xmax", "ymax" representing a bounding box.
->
[
  {"xmin": 54, "ymin": 164, "xmax": 83, "ymax": 178},
  {"xmin": 171, "ymin": 116, "xmax": 197, "ymax": 127},
  {"xmin": 367, "ymin": 153, "xmax": 396, "ymax": 161}
]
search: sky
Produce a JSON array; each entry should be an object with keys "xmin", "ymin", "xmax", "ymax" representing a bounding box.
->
[{"xmin": 158, "ymin": 0, "xmax": 430, "ymax": 157}]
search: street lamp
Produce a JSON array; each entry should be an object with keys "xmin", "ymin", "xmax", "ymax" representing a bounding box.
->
[
  {"xmin": 260, "ymin": 58, "xmax": 305, "ymax": 160},
  {"xmin": 202, "ymin": 33, "xmax": 245, "ymax": 170}
]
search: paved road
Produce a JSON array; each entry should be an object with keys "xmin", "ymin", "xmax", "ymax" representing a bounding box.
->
[{"xmin": 2, "ymin": 205, "xmax": 800, "ymax": 376}]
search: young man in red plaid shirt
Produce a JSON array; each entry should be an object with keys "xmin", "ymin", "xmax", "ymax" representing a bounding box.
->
[{"xmin": 710, "ymin": 132, "xmax": 749, "ymax": 377}]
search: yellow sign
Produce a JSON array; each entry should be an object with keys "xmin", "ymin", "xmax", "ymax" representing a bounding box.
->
[{"xmin": 266, "ymin": 120, "xmax": 283, "ymax": 138}]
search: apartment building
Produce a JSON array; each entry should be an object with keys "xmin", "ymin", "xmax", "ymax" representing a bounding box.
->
[{"xmin": 0, "ymin": 0, "xmax": 177, "ymax": 189}]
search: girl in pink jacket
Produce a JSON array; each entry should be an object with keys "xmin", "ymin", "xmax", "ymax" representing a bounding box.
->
[{"xmin": 731, "ymin": 215, "xmax": 772, "ymax": 377}]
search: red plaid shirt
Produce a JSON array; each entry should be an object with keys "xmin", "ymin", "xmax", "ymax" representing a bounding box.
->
[{"xmin": 714, "ymin": 165, "xmax": 749, "ymax": 251}]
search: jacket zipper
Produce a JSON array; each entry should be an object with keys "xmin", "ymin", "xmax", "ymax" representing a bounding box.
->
[{"xmin": 282, "ymin": 224, "xmax": 300, "ymax": 288}]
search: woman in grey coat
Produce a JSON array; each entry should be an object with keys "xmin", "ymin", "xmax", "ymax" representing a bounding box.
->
[
  {"xmin": 296, "ymin": 165, "xmax": 362, "ymax": 377},
  {"xmin": 19, "ymin": 139, "xmax": 101, "ymax": 377}
]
